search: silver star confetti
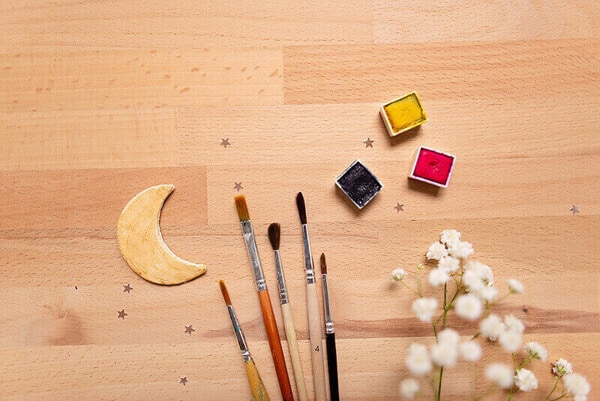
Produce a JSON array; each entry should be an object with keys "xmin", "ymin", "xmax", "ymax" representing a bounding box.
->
[
  {"xmin": 220, "ymin": 138, "xmax": 231, "ymax": 148},
  {"xmin": 117, "ymin": 309, "xmax": 128, "ymax": 319},
  {"xmin": 233, "ymin": 182, "xmax": 243, "ymax": 191},
  {"xmin": 123, "ymin": 284, "xmax": 133, "ymax": 293},
  {"xmin": 184, "ymin": 325, "xmax": 195, "ymax": 335},
  {"xmin": 394, "ymin": 203, "xmax": 404, "ymax": 212},
  {"xmin": 363, "ymin": 138, "xmax": 374, "ymax": 148},
  {"xmin": 569, "ymin": 204, "xmax": 580, "ymax": 215},
  {"xmin": 179, "ymin": 377, "xmax": 188, "ymax": 385}
]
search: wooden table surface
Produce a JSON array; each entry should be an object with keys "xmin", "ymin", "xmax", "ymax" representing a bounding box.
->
[{"xmin": 1, "ymin": 1, "xmax": 599, "ymax": 400}]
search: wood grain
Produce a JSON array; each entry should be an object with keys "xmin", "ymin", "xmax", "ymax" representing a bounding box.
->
[
  {"xmin": 283, "ymin": 40, "xmax": 600, "ymax": 104},
  {"xmin": 373, "ymin": 0, "xmax": 600, "ymax": 43},
  {"xmin": 1, "ymin": 0, "xmax": 599, "ymax": 400}
]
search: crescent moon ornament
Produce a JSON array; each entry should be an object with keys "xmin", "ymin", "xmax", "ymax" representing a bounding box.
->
[{"xmin": 117, "ymin": 184, "xmax": 206, "ymax": 285}]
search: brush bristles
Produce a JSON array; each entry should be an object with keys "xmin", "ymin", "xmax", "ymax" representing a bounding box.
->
[
  {"xmin": 268, "ymin": 223, "xmax": 281, "ymax": 250},
  {"xmin": 219, "ymin": 280, "xmax": 232, "ymax": 306},
  {"xmin": 320, "ymin": 253, "xmax": 327, "ymax": 274},
  {"xmin": 234, "ymin": 195, "xmax": 250, "ymax": 221},
  {"xmin": 296, "ymin": 192, "xmax": 307, "ymax": 224}
]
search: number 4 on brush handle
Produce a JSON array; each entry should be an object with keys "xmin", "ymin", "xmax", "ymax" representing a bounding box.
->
[{"xmin": 307, "ymin": 282, "xmax": 327, "ymax": 401}]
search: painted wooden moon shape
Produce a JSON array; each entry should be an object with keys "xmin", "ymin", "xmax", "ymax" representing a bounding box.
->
[{"xmin": 117, "ymin": 184, "xmax": 206, "ymax": 285}]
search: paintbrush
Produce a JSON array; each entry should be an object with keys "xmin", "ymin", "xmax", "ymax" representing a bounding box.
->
[
  {"xmin": 295, "ymin": 192, "xmax": 327, "ymax": 401},
  {"xmin": 320, "ymin": 253, "xmax": 339, "ymax": 401},
  {"xmin": 234, "ymin": 195, "xmax": 295, "ymax": 401},
  {"xmin": 268, "ymin": 223, "xmax": 309, "ymax": 401},
  {"xmin": 219, "ymin": 280, "xmax": 271, "ymax": 401}
]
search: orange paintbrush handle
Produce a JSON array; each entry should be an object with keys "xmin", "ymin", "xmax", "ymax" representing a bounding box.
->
[{"xmin": 258, "ymin": 289, "xmax": 294, "ymax": 401}]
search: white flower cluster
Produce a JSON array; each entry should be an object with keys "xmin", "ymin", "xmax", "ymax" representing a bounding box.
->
[
  {"xmin": 405, "ymin": 328, "xmax": 482, "ymax": 380},
  {"xmin": 479, "ymin": 313, "xmax": 528, "ymax": 353},
  {"xmin": 396, "ymin": 230, "xmax": 590, "ymax": 400},
  {"xmin": 550, "ymin": 359, "xmax": 590, "ymax": 401},
  {"xmin": 425, "ymin": 230, "xmax": 474, "ymax": 289}
]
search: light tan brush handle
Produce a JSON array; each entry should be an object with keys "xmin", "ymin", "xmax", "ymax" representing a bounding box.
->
[
  {"xmin": 245, "ymin": 357, "xmax": 271, "ymax": 401},
  {"xmin": 281, "ymin": 302, "xmax": 309, "ymax": 401},
  {"xmin": 306, "ymin": 282, "xmax": 327, "ymax": 401}
]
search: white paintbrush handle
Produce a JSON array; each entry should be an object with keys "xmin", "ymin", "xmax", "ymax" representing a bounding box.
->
[
  {"xmin": 307, "ymin": 282, "xmax": 327, "ymax": 401},
  {"xmin": 281, "ymin": 303, "xmax": 309, "ymax": 401}
]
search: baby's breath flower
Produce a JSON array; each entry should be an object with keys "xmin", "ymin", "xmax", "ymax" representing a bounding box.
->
[
  {"xmin": 399, "ymin": 378, "xmax": 420, "ymax": 400},
  {"xmin": 438, "ymin": 256, "xmax": 460, "ymax": 273},
  {"xmin": 514, "ymin": 368, "xmax": 538, "ymax": 391},
  {"xmin": 440, "ymin": 229, "xmax": 461, "ymax": 247},
  {"xmin": 463, "ymin": 270, "xmax": 485, "ymax": 294},
  {"xmin": 459, "ymin": 341, "xmax": 482, "ymax": 362},
  {"xmin": 405, "ymin": 343, "xmax": 432, "ymax": 376},
  {"xmin": 479, "ymin": 286, "xmax": 499, "ymax": 302},
  {"xmin": 430, "ymin": 342, "xmax": 458, "ymax": 367},
  {"xmin": 499, "ymin": 329, "xmax": 522, "ymax": 353},
  {"xmin": 412, "ymin": 298, "xmax": 438, "ymax": 322},
  {"xmin": 464, "ymin": 260, "xmax": 494, "ymax": 286},
  {"xmin": 507, "ymin": 278, "xmax": 524, "ymax": 294},
  {"xmin": 485, "ymin": 363, "xmax": 514, "ymax": 389},
  {"xmin": 454, "ymin": 294, "xmax": 483, "ymax": 321},
  {"xmin": 504, "ymin": 315, "xmax": 525, "ymax": 334},
  {"xmin": 449, "ymin": 241, "xmax": 474, "ymax": 259},
  {"xmin": 417, "ymin": 263, "xmax": 424, "ymax": 270},
  {"xmin": 524, "ymin": 342, "xmax": 547, "ymax": 361},
  {"xmin": 428, "ymin": 268, "xmax": 450, "ymax": 287},
  {"xmin": 426, "ymin": 242, "xmax": 448, "ymax": 261},
  {"xmin": 437, "ymin": 328, "xmax": 460, "ymax": 346},
  {"xmin": 480, "ymin": 314, "xmax": 504, "ymax": 341},
  {"xmin": 552, "ymin": 358, "xmax": 573, "ymax": 376},
  {"xmin": 562, "ymin": 373, "xmax": 590, "ymax": 401},
  {"xmin": 392, "ymin": 268, "xmax": 407, "ymax": 281}
]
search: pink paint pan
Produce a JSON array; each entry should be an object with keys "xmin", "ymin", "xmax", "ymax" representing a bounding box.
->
[{"xmin": 409, "ymin": 147, "xmax": 456, "ymax": 188}]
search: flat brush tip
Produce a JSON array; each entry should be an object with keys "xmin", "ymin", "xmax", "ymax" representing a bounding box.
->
[
  {"xmin": 218, "ymin": 280, "xmax": 232, "ymax": 306},
  {"xmin": 234, "ymin": 195, "xmax": 250, "ymax": 221},
  {"xmin": 296, "ymin": 192, "xmax": 307, "ymax": 224},
  {"xmin": 320, "ymin": 253, "xmax": 327, "ymax": 274},
  {"xmin": 268, "ymin": 223, "xmax": 280, "ymax": 250}
]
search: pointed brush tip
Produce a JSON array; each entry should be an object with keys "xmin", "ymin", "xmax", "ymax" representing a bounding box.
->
[
  {"xmin": 268, "ymin": 223, "xmax": 280, "ymax": 250},
  {"xmin": 320, "ymin": 253, "xmax": 327, "ymax": 274},
  {"xmin": 218, "ymin": 280, "xmax": 232, "ymax": 306},
  {"xmin": 296, "ymin": 192, "xmax": 307, "ymax": 224}
]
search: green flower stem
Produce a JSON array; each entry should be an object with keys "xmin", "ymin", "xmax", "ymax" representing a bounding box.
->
[
  {"xmin": 545, "ymin": 377, "xmax": 561, "ymax": 400},
  {"xmin": 549, "ymin": 394, "xmax": 567, "ymax": 401},
  {"xmin": 519, "ymin": 356, "xmax": 532, "ymax": 369},
  {"xmin": 437, "ymin": 366, "xmax": 444, "ymax": 401},
  {"xmin": 399, "ymin": 280, "xmax": 422, "ymax": 297},
  {"xmin": 443, "ymin": 283, "xmax": 448, "ymax": 328}
]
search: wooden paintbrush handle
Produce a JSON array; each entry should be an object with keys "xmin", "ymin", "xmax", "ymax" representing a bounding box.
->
[
  {"xmin": 306, "ymin": 282, "xmax": 327, "ymax": 401},
  {"xmin": 258, "ymin": 290, "xmax": 295, "ymax": 401},
  {"xmin": 245, "ymin": 358, "xmax": 271, "ymax": 401},
  {"xmin": 281, "ymin": 302, "xmax": 309, "ymax": 401}
]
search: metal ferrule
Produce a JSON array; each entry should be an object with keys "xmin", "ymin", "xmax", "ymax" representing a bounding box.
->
[
  {"xmin": 301, "ymin": 224, "xmax": 316, "ymax": 284},
  {"xmin": 274, "ymin": 250, "xmax": 289, "ymax": 305},
  {"xmin": 227, "ymin": 305, "xmax": 251, "ymax": 362},
  {"xmin": 240, "ymin": 220, "xmax": 267, "ymax": 292},
  {"xmin": 322, "ymin": 275, "xmax": 335, "ymax": 334}
]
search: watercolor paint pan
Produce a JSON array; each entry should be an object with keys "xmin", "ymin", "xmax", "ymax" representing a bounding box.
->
[
  {"xmin": 335, "ymin": 159, "xmax": 383, "ymax": 209},
  {"xmin": 380, "ymin": 92, "xmax": 427, "ymax": 137},
  {"xmin": 409, "ymin": 147, "xmax": 455, "ymax": 188}
]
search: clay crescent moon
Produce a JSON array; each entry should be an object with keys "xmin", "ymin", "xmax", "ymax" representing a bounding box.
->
[{"xmin": 117, "ymin": 184, "xmax": 206, "ymax": 285}]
